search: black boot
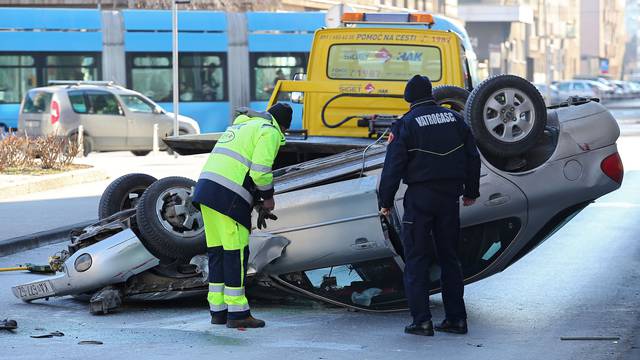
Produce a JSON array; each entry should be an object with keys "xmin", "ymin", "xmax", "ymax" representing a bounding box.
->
[
  {"xmin": 434, "ymin": 319, "xmax": 468, "ymax": 334},
  {"xmin": 227, "ymin": 315, "xmax": 266, "ymax": 329},
  {"xmin": 404, "ymin": 320, "xmax": 434, "ymax": 336},
  {"xmin": 210, "ymin": 311, "xmax": 227, "ymax": 325}
]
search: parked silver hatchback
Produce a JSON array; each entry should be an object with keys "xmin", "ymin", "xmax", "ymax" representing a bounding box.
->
[{"xmin": 18, "ymin": 81, "xmax": 200, "ymax": 156}]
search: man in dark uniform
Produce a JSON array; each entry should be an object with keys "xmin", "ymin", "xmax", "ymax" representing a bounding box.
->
[{"xmin": 379, "ymin": 75, "xmax": 481, "ymax": 336}]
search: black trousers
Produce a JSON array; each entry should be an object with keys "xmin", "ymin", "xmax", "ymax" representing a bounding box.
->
[{"xmin": 401, "ymin": 183, "xmax": 467, "ymax": 324}]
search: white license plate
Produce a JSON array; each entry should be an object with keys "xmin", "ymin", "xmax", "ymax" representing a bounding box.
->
[{"xmin": 12, "ymin": 280, "xmax": 55, "ymax": 301}]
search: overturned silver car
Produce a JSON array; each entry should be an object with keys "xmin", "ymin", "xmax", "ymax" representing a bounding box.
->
[{"xmin": 13, "ymin": 76, "xmax": 624, "ymax": 314}]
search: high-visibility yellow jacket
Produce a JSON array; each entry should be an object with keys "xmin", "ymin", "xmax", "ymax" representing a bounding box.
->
[{"xmin": 193, "ymin": 108, "xmax": 285, "ymax": 230}]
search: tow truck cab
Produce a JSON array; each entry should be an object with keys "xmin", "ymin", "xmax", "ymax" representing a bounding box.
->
[
  {"xmin": 268, "ymin": 12, "xmax": 473, "ymax": 139},
  {"xmin": 164, "ymin": 13, "xmax": 474, "ymax": 157}
]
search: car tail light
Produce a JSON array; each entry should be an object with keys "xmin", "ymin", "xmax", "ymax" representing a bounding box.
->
[
  {"xmin": 50, "ymin": 100, "xmax": 60, "ymax": 125},
  {"xmin": 601, "ymin": 152, "xmax": 624, "ymax": 184}
]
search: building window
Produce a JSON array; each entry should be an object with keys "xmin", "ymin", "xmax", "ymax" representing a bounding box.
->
[
  {"xmin": 127, "ymin": 53, "xmax": 227, "ymax": 103},
  {"xmin": 250, "ymin": 52, "xmax": 308, "ymax": 101}
]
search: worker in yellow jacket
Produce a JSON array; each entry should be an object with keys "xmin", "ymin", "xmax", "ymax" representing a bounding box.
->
[{"xmin": 192, "ymin": 103, "xmax": 292, "ymax": 328}]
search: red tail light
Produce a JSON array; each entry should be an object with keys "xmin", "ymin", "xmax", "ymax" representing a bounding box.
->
[
  {"xmin": 601, "ymin": 152, "xmax": 624, "ymax": 184},
  {"xmin": 50, "ymin": 100, "xmax": 60, "ymax": 125}
]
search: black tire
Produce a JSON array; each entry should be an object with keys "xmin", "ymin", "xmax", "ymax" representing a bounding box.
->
[
  {"xmin": 465, "ymin": 74, "xmax": 547, "ymax": 157},
  {"xmin": 68, "ymin": 133, "xmax": 92, "ymax": 157},
  {"xmin": 99, "ymin": 173, "xmax": 157, "ymax": 220},
  {"xmin": 136, "ymin": 176, "xmax": 205, "ymax": 261},
  {"xmin": 433, "ymin": 85, "xmax": 469, "ymax": 117},
  {"xmin": 131, "ymin": 150, "xmax": 151, "ymax": 156}
]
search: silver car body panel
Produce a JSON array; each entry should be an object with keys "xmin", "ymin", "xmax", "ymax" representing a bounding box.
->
[
  {"xmin": 254, "ymin": 176, "xmax": 394, "ymax": 275},
  {"xmin": 12, "ymin": 229, "xmax": 158, "ymax": 301}
]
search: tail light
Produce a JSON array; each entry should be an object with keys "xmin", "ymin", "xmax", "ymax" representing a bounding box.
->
[
  {"xmin": 601, "ymin": 152, "xmax": 624, "ymax": 184},
  {"xmin": 50, "ymin": 100, "xmax": 60, "ymax": 125}
]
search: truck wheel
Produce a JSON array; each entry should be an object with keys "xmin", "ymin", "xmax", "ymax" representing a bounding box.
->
[
  {"xmin": 99, "ymin": 173, "xmax": 157, "ymax": 218},
  {"xmin": 136, "ymin": 177, "xmax": 205, "ymax": 261},
  {"xmin": 465, "ymin": 75, "xmax": 547, "ymax": 157},
  {"xmin": 131, "ymin": 150, "xmax": 151, "ymax": 156},
  {"xmin": 433, "ymin": 85, "xmax": 469, "ymax": 116}
]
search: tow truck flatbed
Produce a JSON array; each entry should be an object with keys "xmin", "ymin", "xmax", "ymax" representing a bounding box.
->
[{"xmin": 163, "ymin": 133, "xmax": 377, "ymax": 156}]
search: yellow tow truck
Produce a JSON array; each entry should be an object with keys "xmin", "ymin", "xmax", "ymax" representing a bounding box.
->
[{"xmin": 165, "ymin": 12, "xmax": 475, "ymax": 162}]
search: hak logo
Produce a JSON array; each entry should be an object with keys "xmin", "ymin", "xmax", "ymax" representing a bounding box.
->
[{"xmin": 365, "ymin": 83, "xmax": 375, "ymax": 93}]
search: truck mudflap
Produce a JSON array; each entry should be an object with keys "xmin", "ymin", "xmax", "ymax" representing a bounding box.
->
[{"xmin": 12, "ymin": 229, "xmax": 159, "ymax": 302}]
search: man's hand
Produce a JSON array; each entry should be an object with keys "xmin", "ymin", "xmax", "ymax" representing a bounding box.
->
[
  {"xmin": 263, "ymin": 197, "xmax": 275, "ymax": 211},
  {"xmin": 462, "ymin": 197, "xmax": 476, "ymax": 207},
  {"xmin": 379, "ymin": 207, "xmax": 391, "ymax": 217}
]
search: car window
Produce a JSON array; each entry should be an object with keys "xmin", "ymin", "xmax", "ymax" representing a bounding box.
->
[
  {"xmin": 86, "ymin": 92, "xmax": 122, "ymax": 115},
  {"xmin": 120, "ymin": 95, "xmax": 155, "ymax": 113},
  {"xmin": 574, "ymin": 82, "xmax": 586, "ymax": 90},
  {"xmin": 68, "ymin": 91, "xmax": 88, "ymax": 114},
  {"xmin": 557, "ymin": 82, "xmax": 571, "ymax": 91},
  {"xmin": 22, "ymin": 91, "xmax": 52, "ymax": 113}
]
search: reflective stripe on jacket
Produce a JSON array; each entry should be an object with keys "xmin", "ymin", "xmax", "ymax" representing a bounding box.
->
[{"xmin": 192, "ymin": 108, "xmax": 285, "ymax": 229}]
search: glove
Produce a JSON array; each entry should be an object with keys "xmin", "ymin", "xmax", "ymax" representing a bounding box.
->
[{"xmin": 255, "ymin": 203, "xmax": 278, "ymax": 230}]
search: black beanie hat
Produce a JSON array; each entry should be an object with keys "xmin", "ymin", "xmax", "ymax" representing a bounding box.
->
[
  {"xmin": 267, "ymin": 102, "xmax": 293, "ymax": 130},
  {"xmin": 404, "ymin": 75, "xmax": 433, "ymax": 103}
]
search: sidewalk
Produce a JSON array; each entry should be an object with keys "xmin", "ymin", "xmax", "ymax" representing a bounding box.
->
[{"xmin": 0, "ymin": 151, "xmax": 207, "ymax": 242}]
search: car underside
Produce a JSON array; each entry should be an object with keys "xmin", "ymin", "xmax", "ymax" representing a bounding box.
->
[{"xmin": 11, "ymin": 76, "xmax": 624, "ymax": 314}]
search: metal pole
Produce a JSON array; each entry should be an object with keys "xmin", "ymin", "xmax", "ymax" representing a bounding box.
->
[{"xmin": 172, "ymin": 0, "xmax": 179, "ymax": 138}]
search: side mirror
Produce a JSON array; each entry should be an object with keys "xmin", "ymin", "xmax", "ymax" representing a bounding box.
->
[
  {"xmin": 290, "ymin": 73, "xmax": 306, "ymax": 104},
  {"xmin": 153, "ymin": 107, "xmax": 163, "ymax": 114}
]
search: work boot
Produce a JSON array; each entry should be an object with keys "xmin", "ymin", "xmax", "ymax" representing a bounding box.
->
[
  {"xmin": 404, "ymin": 320, "xmax": 434, "ymax": 336},
  {"xmin": 434, "ymin": 319, "xmax": 468, "ymax": 334},
  {"xmin": 226, "ymin": 315, "xmax": 266, "ymax": 329},
  {"xmin": 210, "ymin": 311, "xmax": 227, "ymax": 325}
]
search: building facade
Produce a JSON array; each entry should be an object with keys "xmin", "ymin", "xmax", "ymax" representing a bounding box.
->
[{"xmin": 580, "ymin": 0, "xmax": 626, "ymax": 78}]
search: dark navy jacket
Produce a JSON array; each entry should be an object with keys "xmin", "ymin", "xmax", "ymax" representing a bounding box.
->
[{"xmin": 379, "ymin": 99, "xmax": 481, "ymax": 208}]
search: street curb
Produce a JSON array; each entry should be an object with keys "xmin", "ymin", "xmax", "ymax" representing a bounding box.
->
[
  {"xmin": 0, "ymin": 219, "xmax": 96, "ymax": 257},
  {"xmin": 0, "ymin": 167, "xmax": 110, "ymax": 201}
]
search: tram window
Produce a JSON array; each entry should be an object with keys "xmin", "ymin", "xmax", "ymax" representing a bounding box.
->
[
  {"xmin": 0, "ymin": 55, "xmax": 36, "ymax": 104},
  {"xmin": 44, "ymin": 54, "xmax": 100, "ymax": 84},
  {"xmin": 128, "ymin": 53, "xmax": 226, "ymax": 103},
  {"xmin": 250, "ymin": 53, "xmax": 307, "ymax": 101}
]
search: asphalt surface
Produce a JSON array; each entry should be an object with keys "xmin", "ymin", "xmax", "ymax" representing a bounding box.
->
[{"xmin": 0, "ymin": 102, "xmax": 638, "ymax": 359}]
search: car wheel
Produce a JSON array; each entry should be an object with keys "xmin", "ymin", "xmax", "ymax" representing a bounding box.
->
[
  {"xmin": 99, "ymin": 173, "xmax": 157, "ymax": 231},
  {"xmin": 68, "ymin": 133, "xmax": 93, "ymax": 157},
  {"xmin": 131, "ymin": 150, "xmax": 151, "ymax": 156},
  {"xmin": 433, "ymin": 85, "xmax": 469, "ymax": 117},
  {"xmin": 465, "ymin": 74, "xmax": 547, "ymax": 157},
  {"xmin": 136, "ymin": 176, "xmax": 205, "ymax": 261}
]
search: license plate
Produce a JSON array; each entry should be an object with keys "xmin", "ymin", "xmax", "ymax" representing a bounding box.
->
[
  {"xmin": 25, "ymin": 120, "xmax": 40, "ymax": 128},
  {"xmin": 12, "ymin": 280, "xmax": 55, "ymax": 301}
]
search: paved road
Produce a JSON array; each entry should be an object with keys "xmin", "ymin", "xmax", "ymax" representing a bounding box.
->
[{"xmin": 0, "ymin": 146, "xmax": 638, "ymax": 359}]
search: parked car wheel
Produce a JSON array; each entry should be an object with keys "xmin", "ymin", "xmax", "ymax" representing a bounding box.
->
[
  {"xmin": 465, "ymin": 75, "xmax": 547, "ymax": 157},
  {"xmin": 136, "ymin": 177, "xmax": 205, "ymax": 261},
  {"xmin": 131, "ymin": 150, "xmax": 151, "ymax": 157},
  {"xmin": 99, "ymin": 173, "xmax": 157, "ymax": 232},
  {"xmin": 433, "ymin": 85, "xmax": 469, "ymax": 117},
  {"xmin": 68, "ymin": 133, "xmax": 93, "ymax": 157}
]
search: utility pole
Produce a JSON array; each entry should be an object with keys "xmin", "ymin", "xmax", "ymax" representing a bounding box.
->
[{"xmin": 172, "ymin": 0, "xmax": 179, "ymax": 138}]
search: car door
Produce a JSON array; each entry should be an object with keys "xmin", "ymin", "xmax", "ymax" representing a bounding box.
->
[
  {"xmin": 390, "ymin": 162, "xmax": 528, "ymax": 283},
  {"xmin": 72, "ymin": 90, "xmax": 127, "ymax": 150},
  {"xmin": 119, "ymin": 94, "xmax": 170, "ymax": 149}
]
